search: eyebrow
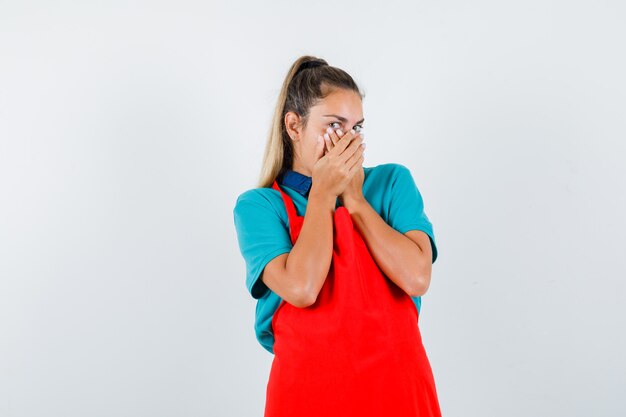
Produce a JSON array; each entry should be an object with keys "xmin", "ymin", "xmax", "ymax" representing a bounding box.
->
[{"xmin": 323, "ymin": 114, "xmax": 365, "ymax": 124}]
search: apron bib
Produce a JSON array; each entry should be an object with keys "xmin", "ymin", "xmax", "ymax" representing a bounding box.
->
[{"xmin": 265, "ymin": 180, "xmax": 442, "ymax": 417}]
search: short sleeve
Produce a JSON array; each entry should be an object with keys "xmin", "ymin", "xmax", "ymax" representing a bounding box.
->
[
  {"xmin": 233, "ymin": 190, "xmax": 293, "ymax": 299},
  {"xmin": 387, "ymin": 164, "xmax": 438, "ymax": 264}
]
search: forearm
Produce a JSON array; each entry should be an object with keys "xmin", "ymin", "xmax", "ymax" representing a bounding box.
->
[
  {"xmin": 343, "ymin": 196, "xmax": 430, "ymax": 296},
  {"xmin": 285, "ymin": 186, "xmax": 336, "ymax": 304}
]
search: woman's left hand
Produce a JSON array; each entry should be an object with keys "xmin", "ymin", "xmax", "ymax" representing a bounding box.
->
[{"xmin": 323, "ymin": 128, "xmax": 366, "ymax": 205}]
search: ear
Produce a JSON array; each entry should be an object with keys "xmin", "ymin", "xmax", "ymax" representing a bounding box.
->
[{"xmin": 284, "ymin": 111, "xmax": 302, "ymax": 141}]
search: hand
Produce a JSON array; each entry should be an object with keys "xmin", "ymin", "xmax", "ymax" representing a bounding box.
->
[
  {"xmin": 322, "ymin": 127, "xmax": 366, "ymax": 205},
  {"xmin": 310, "ymin": 127, "xmax": 365, "ymax": 199}
]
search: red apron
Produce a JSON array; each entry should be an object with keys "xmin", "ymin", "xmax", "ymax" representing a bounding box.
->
[{"xmin": 265, "ymin": 180, "xmax": 442, "ymax": 417}]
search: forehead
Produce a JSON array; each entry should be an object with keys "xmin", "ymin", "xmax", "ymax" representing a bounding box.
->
[{"xmin": 310, "ymin": 88, "xmax": 363, "ymax": 119}]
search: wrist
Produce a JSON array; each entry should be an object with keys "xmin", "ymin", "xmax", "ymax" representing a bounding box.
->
[
  {"xmin": 309, "ymin": 187, "xmax": 338, "ymax": 210},
  {"xmin": 341, "ymin": 195, "xmax": 367, "ymax": 212}
]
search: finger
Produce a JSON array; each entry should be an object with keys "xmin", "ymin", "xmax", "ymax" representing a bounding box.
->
[
  {"xmin": 325, "ymin": 127, "xmax": 340, "ymax": 147},
  {"xmin": 314, "ymin": 134, "xmax": 326, "ymax": 159},
  {"xmin": 333, "ymin": 128, "xmax": 343, "ymax": 145},
  {"xmin": 346, "ymin": 140, "xmax": 365, "ymax": 168},
  {"xmin": 329, "ymin": 128, "xmax": 360, "ymax": 156},
  {"xmin": 329, "ymin": 133, "xmax": 352, "ymax": 162},
  {"xmin": 346, "ymin": 158, "xmax": 364, "ymax": 183},
  {"xmin": 348, "ymin": 155, "xmax": 365, "ymax": 176},
  {"xmin": 338, "ymin": 132, "xmax": 364, "ymax": 162},
  {"xmin": 323, "ymin": 133, "xmax": 334, "ymax": 153}
]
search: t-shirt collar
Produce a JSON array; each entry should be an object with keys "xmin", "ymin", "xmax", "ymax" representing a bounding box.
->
[{"xmin": 278, "ymin": 169, "xmax": 312, "ymax": 197}]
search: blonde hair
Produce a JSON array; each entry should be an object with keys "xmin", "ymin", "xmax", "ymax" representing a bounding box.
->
[{"xmin": 257, "ymin": 55, "xmax": 365, "ymax": 188}]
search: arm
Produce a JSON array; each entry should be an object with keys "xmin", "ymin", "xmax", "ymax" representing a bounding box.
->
[
  {"xmin": 342, "ymin": 196, "xmax": 433, "ymax": 297},
  {"xmin": 261, "ymin": 186, "xmax": 336, "ymax": 308}
]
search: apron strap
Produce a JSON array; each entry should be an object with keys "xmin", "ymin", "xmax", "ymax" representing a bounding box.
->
[{"xmin": 271, "ymin": 179, "xmax": 299, "ymax": 234}]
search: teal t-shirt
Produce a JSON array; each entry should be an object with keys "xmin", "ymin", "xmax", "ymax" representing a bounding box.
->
[{"xmin": 233, "ymin": 163, "xmax": 438, "ymax": 354}]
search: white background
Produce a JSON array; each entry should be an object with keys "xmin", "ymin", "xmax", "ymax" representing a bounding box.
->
[{"xmin": 1, "ymin": 1, "xmax": 625, "ymax": 416}]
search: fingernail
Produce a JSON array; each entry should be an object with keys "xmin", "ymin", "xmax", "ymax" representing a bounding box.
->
[
  {"xmin": 336, "ymin": 129, "xmax": 343, "ymax": 136},
  {"xmin": 326, "ymin": 127, "xmax": 333, "ymax": 133},
  {"xmin": 361, "ymin": 142, "xmax": 366, "ymax": 148},
  {"xmin": 324, "ymin": 133, "xmax": 330, "ymax": 140},
  {"xmin": 350, "ymin": 129, "xmax": 355, "ymax": 135}
]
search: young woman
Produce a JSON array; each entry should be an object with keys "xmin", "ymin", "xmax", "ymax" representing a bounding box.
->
[{"xmin": 233, "ymin": 55, "xmax": 442, "ymax": 416}]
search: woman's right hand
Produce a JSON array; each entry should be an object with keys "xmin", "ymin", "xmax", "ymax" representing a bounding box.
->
[{"xmin": 311, "ymin": 128, "xmax": 364, "ymax": 198}]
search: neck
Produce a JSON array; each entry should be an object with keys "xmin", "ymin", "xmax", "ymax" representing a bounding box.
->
[{"xmin": 290, "ymin": 161, "xmax": 312, "ymax": 177}]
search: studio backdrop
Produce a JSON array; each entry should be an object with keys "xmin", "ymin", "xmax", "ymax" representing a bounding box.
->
[{"xmin": 1, "ymin": 1, "xmax": 625, "ymax": 416}]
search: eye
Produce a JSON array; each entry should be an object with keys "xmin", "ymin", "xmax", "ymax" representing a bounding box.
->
[{"xmin": 329, "ymin": 122, "xmax": 365, "ymax": 132}]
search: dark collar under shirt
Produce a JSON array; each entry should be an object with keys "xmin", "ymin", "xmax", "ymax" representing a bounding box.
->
[{"xmin": 278, "ymin": 169, "xmax": 312, "ymax": 197}]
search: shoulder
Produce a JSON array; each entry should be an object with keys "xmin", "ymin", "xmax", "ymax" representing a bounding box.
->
[
  {"xmin": 234, "ymin": 187, "xmax": 279, "ymax": 207},
  {"xmin": 364, "ymin": 162, "xmax": 416, "ymax": 188},
  {"xmin": 233, "ymin": 187, "xmax": 287, "ymax": 225}
]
